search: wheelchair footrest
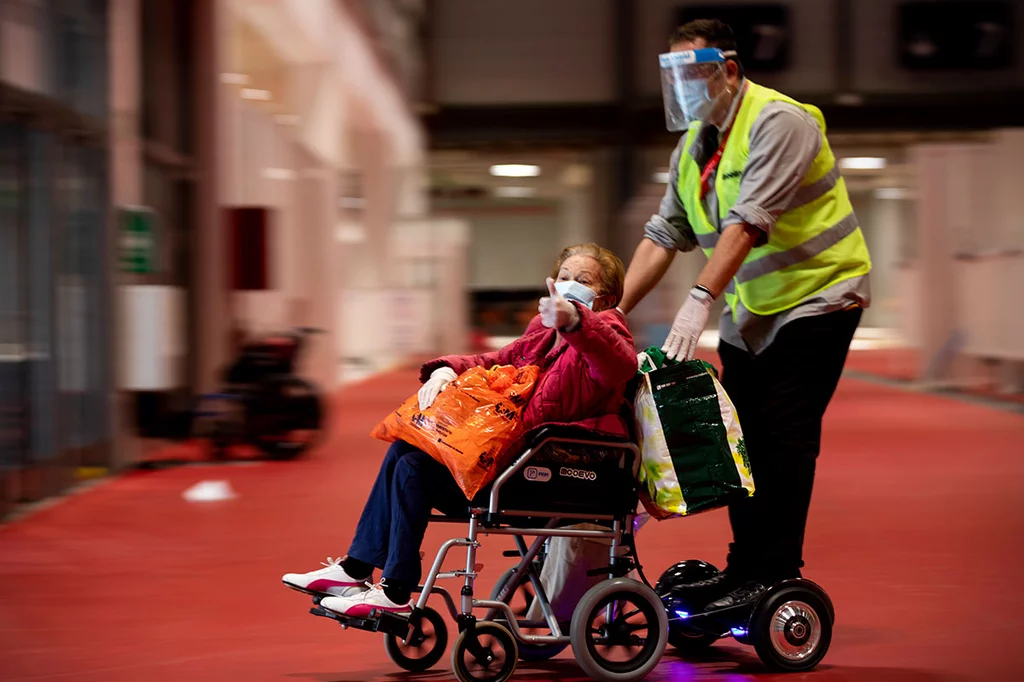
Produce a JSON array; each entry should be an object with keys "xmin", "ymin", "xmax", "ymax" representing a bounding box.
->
[{"xmin": 309, "ymin": 605, "xmax": 412, "ymax": 638}]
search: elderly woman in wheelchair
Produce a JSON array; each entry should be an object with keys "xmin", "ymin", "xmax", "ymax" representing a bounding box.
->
[{"xmin": 281, "ymin": 244, "xmax": 669, "ymax": 681}]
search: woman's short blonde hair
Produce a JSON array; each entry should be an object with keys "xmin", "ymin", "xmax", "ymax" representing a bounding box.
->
[{"xmin": 551, "ymin": 243, "xmax": 626, "ymax": 307}]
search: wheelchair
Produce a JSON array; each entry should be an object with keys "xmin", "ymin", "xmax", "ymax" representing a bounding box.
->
[
  {"xmin": 189, "ymin": 327, "xmax": 325, "ymax": 460},
  {"xmin": 306, "ymin": 425, "xmax": 836, "ymax": 678},
  {"xmin": 308, "ymin": 425, "xmax": 668, "ymax": 682}
]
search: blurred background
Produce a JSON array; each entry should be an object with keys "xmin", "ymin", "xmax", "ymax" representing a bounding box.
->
[
  {"xmin": 1, "ymin": 1, "xmax": 1023, "ymax": 680},
  {"xmin": 3, "ymin": 0, "xmax": 1022, "ymax": 510}
]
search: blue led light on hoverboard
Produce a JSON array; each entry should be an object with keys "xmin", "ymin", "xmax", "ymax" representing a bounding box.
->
[
  {"xmin": 731, "ymin": 627, "xmax": 748, "ymax": 638},
  {"xmin": 675, "ymin": 610, "xmax": 690, "ymax": 619}
]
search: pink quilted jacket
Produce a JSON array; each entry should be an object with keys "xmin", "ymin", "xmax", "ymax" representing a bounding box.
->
[{"xmin": 420, "ymin": 304, "xmax": 637, "ymax": 438}]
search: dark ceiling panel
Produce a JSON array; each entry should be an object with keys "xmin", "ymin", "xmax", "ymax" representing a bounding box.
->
[{"xmin": 424, "ymin": 91, "xmax": 1024, "ymax": 149}]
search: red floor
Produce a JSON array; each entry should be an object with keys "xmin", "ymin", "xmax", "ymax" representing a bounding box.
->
[
  {"xmin": 2, "ymin": 369, "xmax": 1024, "ymax": 682},
  {"xmin": 844, "ymin": 348, "xmax": 921, "ymax": 382}
]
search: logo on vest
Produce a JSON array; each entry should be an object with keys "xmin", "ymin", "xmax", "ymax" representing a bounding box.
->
[
  {"xmin": 722, "ymin": 170, "xmax": 742, "ymax": 180},
  {"xmin": 524, "ymin": 466, "xmax": 552, "ymax": 482},
  {"xmin": 559, "ymin": 466, "xmax": 597, "ymax": 482}
]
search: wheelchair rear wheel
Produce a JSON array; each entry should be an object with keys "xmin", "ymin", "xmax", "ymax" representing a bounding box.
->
[
  {"xmin": 490, "ymin": 567, "xmax": 569, "ymax": 662},
  {"xmin": 570, "ymin": 578, "xmax": 668, "ymax": 682},
  {"xmin": 383, "ymin": 606, "xmax": 448, "ymax": 672}
]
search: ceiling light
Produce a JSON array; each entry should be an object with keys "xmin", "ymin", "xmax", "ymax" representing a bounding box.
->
[
  {"xmin": 263, "ymin": 168, "xmax": 296, "ymax": 180},
  {"xmin": 652, "ymin": 171, "xmax": 670, "ymax": 184},
  {"xmin": 336, "ymin": 224, "xmax": 366, "ymax": 244},
  {"xmin": 834, "ymin": 93, "xmax": 864, "ymax": 106},
  {"xmin": 489, "ymin": 164, "xmax": 541, "ymax": 178},
  {"xmin": 241, "ymin": 88, "xmax": 272, "ymax": 101},
  {"xmin": 494, "ymin": 186, "xmax": 537, "ymax": 199},
  {"xmin": 875, "ymin": 187, "xmax": 911, "ymax": 200},
  {"xmin": 220, "ymin": 72, "xmax": 250, "ymax": 84},
  {"xmin": 339, "ymin": 197, "xmax": 366, "ymax": 209},
  {"xmin": 839, "ymin": 157, "xmax": 887, "ymax": 171}
]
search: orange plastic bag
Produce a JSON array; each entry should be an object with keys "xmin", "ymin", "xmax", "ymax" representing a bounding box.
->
[{"xmin": 371, "ymin": 365, "xmax": 540, "ymax": 500}]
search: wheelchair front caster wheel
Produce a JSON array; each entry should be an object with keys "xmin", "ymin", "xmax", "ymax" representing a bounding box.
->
[
  {"xmin": 750, "ymin": 582, "xmax": 833, "ymax": 672},
  {"xmin": 383, "ymin": 606, "xmax": 448, "ymax": 672},
  {"xmin": 451, "ymin": 621, "xmax": 518, "ymax": 682},
  {"xmin": 570, "ymin": 578, "xmax": 668, "ymax": 682}
]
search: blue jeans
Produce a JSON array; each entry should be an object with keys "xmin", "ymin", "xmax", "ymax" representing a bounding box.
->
[{"xmin": 347, "ymin": 440, "xmax": 471, "ymax": 587}]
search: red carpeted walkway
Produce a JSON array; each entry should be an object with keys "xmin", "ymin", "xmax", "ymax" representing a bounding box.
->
[{"xmin": 2, "ymin": 367, "xmax": 1023, "ymax": 682}]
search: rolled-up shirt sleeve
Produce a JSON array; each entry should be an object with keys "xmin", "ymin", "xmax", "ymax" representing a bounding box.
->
[
  {"xmin": 725, "ymin": 102, "xmax": 822, "ymax": 236},
  {"xmin": 643, "ymin": 138, "xmax": 699, "ymax": 252}
]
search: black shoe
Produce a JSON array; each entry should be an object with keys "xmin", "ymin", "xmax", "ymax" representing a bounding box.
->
[
  {"xmin": 704, "ymin": 581, "xmax": 768, "ymax": 612},
  {"xmin": 667, "ymin": 570, "xmax": 742, "ymax": 612}
]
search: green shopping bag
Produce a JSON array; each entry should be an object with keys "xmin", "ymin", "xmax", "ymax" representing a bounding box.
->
[{"xmin": 633, "ymin": 347, "xmax": 754, "ymax": 519}]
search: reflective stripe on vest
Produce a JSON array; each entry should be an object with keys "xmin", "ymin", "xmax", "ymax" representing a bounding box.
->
[{"xmin": 677, "ymin": 81, "xmax": 871, "ymax": 318}]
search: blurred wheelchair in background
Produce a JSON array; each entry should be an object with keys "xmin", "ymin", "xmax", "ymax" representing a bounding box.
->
[{"xmin": 189, "ymin": 327, "xmax": 325, "ymax": 460}]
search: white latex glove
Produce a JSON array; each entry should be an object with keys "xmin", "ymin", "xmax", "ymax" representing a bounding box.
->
[
  {"xmin": 418, "ymin": 366, "xmax": 458, "ymax": 411},
  {"xmin": 662, "ymin": 287, "xmax": 714, "ymax": 362},
  {"xmin": 538, "ymin": 277, "xmax": 580, "ymax": 330}
]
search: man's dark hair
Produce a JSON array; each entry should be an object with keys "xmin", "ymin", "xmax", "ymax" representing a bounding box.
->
[{"xmin": 670, "ymin": 19, "xmax": 745, "ymax": 78}]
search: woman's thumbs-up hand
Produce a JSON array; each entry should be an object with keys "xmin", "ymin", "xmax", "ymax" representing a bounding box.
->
[{"xmin": 539, "ymin": 277, "xmax": 580, "ymax": 330}]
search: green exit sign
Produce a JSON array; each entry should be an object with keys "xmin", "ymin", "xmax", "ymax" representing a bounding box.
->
[{"xmin": 119, "ymin": 206, "xmax": 157, "ymax": 273}]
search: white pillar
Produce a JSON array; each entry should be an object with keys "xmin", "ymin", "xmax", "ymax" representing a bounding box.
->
[
  {"xmin": 436, "ymin": 220, "xmax": 470, "ymax": 355},
  {"xmin": 911, "ymin": 145, "xmax": 960, "ymax": 383},
  {"xmin": 294, "ymin": 161, "xmax": 341, "ymax": 390},
  {"xmin": 193, "ymin": 0, "xmax": 228, "ymax": 393},
  {"xmin": 362, "ymin": 129, "xmax": 396, "ymax": 289},
  {"xmin": 109, "ymin": 0, "xmax": 141, "ymax": 207},
  {"xmin": 866, "ymin": 194, "xmax": 906, "ymax": 330},
  {"xmin": 559, "ymin": 163, "xmax": 595, "ymax": 249},
  {"xmin": 107, "ymin": 0, "xmax": 140, "ymax": 467},
  {"xmin": 990, "ymin": 130, "xmax": 1024, "ymax": 367}
]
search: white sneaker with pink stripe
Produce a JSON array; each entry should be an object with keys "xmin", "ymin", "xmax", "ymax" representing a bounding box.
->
[
  {"xmin": 282, "ymin": 557, "xmax": 371, "ymax": 597},
  {"xmin": 320, "ymin": 583, "xmax": 413, "ymax": 618}
]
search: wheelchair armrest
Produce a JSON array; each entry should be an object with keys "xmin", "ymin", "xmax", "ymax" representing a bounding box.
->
[{"xmin": 525, "ymin": 425, "xmax": 634, "ymax": 449}]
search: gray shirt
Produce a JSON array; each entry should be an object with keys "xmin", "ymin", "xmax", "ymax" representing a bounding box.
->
[{"xmin": 644, "ymin": 86, "xmax": 870, "ymax": 355}]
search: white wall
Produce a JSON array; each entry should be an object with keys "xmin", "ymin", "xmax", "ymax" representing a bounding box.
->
[
  {"xmin": 907, "ymin": 132, "xmax": 1024, "ymax": 381},
  {"xmin": 862, "ymin": 193, "xmax": 911, "ymax": 330},
  {"xmin": 464, "ymin": 209, "xmax": 561, "ymax": 290},
  {"xmin": 432, "ymin": 0, "xmax": 616, "ymax": 104},
  {"xmin": 220, "ymin": 89, "xmax": 293, "ymax": 334},
  {"xmin": 0, "ymin": 0, "xmax": 47, "ymax": 93}
]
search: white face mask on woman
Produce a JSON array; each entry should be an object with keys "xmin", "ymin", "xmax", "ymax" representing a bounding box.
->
[{"xmin": 554, "ymin": 280, "xmax": 598, "ymax": 309}]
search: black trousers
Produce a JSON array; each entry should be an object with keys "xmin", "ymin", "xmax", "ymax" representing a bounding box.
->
[{"xmin": 719, "ymin": 307, "xmax": 862, "ymax": 581}]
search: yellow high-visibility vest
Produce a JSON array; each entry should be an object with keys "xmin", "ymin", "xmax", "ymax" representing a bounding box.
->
[{"xmin": 677, "ymin": 81, "xmax": 871, "ymax": 318}]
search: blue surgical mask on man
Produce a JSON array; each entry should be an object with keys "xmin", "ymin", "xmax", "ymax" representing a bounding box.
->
[
  {"xmin": 555, "ymin": 280, "xmax": 598, "ymax": 309},
  {"xmin": 674, "ymin": 79, "xmax": 713, "ymax": 122}
]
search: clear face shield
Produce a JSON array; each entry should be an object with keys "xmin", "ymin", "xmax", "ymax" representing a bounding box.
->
[{"xmin": 659, "ymin": 48, "xmax": 737, "ymax": 132}]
